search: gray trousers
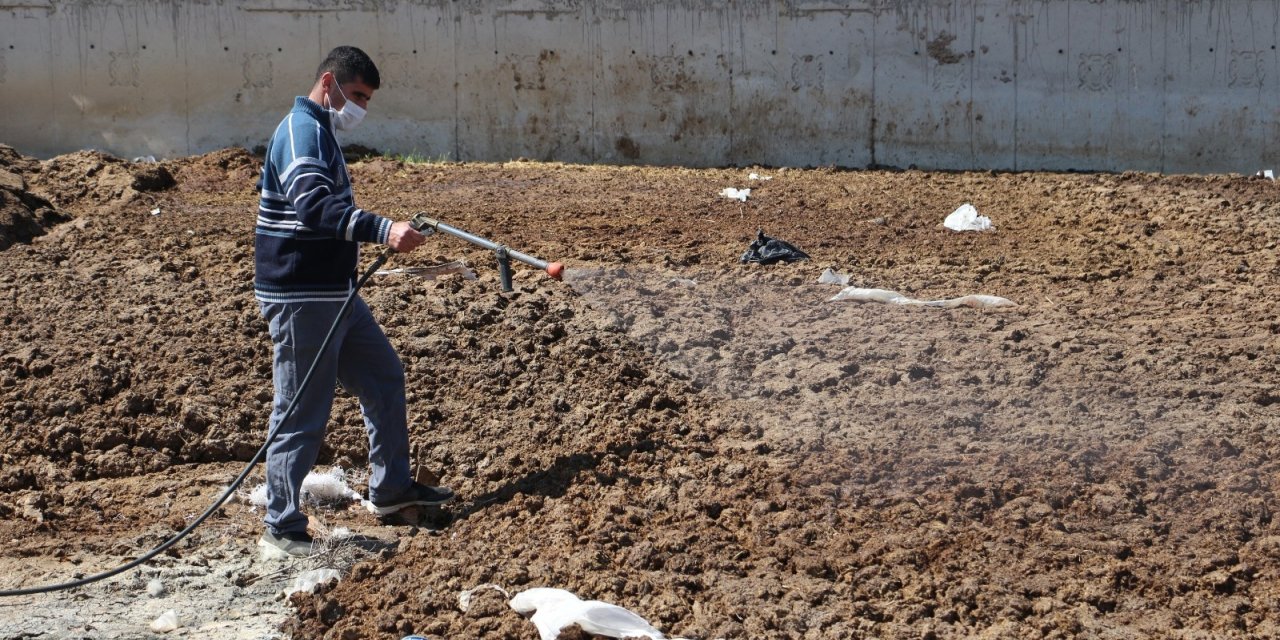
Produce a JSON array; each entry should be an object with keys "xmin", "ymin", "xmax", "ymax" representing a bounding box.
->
[{"xmin": 259, "ymin": 297, "xmax": 412, "ymax": 535}]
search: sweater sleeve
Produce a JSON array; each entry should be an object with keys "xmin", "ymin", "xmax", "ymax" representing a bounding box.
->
[{"xmin": 275, "ymin": 122, "xmax": 392, "ymax": 244}]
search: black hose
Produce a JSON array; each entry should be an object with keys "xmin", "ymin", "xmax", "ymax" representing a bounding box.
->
[{"xmin": 0, "ymin": 251, "xmax": 393, "ymax": 597}]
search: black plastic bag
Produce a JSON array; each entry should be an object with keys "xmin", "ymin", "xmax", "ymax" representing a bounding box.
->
[{"xmin": 739, "ymin": 229, "xmax": 810, "ymax": 265}]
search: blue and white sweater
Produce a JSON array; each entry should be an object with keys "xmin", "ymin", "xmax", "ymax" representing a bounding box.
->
[{"xmin": 254, "ymin": 96, "xmax": 392, "ymax": 304}]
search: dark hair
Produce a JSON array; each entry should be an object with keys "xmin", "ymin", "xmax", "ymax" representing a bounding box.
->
[{"xmin": 316, "ymin": 46, "xmax": 380, "ymax": 90}]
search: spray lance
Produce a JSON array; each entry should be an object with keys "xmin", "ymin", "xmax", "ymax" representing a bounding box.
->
[
  {"xmin": 0, "ymin": 213, "xmax": 564, "ymax": 598},
  {"xmin": 404, "ymin": 212, "xmax": 564, "ymax": 291}
]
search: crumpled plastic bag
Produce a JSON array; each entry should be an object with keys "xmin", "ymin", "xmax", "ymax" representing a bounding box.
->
[
  {"xmin": 740, "ymin": 230, "xmax": 810, "ymax": 265},
  {"xmin": 943, "ymin": 203, "xmax": 993, "ymax": 231},
  {"xmin": 818, "ymin": 268, "xmax": 851, "ymax": 285},
  {"xmin": 285, "ymin": 569, "xmax": 342, "ymax": 597},
  {"xmin": 720, "ymin": 187, "xmax": 750, "ymax": 202}
]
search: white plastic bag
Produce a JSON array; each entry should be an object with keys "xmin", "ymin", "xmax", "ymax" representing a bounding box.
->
[
  {"xmin": 285, "ymin": 569, "xmax": 342, "ymax": 597},
  {"xmin": 719, "ymin": 187, "xmax": 750, "ymax": 202},
  {"xmin": 943, "ymin": 203, "xmax": 992, "ymax": 231},
  {"xmin": 150, "ymin": 610, "xmax": 180, "ymax": 633},
  {"xmin": 817, "ymin": 268, "xmax": 851, "ymax": 286}
]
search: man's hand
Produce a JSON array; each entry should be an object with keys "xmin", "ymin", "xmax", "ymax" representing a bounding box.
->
[{"xmin": 387, "ymin": 220, "xmax": 427, "ymax": 253}]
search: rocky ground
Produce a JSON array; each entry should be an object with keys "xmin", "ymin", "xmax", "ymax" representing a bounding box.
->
[{"xmin": 1, "ymin": 144, "xmax": 1279, "ymax": 638}]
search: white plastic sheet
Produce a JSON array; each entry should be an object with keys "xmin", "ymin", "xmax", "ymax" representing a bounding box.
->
[
  {"xmin": 285, "ymin": 569, "xmax": 342, "ymax": 597},
  {"xmin": 719, "ymin": 187, "xmax": 750, "ymax": 202},
  {"xmin": 510, "ymin": 588, "xmax": 678, "ymax": 640},
  {"xmin": 247, "ymin": 467, "xmax": 364, "ymax": 508},
  {"xmin": 830, "ymin": 286, "xmax": 1015, "ymax": 309},
  {"xmin": 459, "ymin": 583, "xmax": 511, "ymax": 613},
  {"xmin": 376, "ymin": 259, "xmax": 476, "ymax": 280},
  {"xmin": 943, "ymin": 203, "xmax": 993, "ymax": 231},
  {"xmin": 150, "ymin": 610, "xmax": 179, "ymax": 633},
  {"xmin": 817, "ymin": 268, "xmax": 850, "ymax": 286}
]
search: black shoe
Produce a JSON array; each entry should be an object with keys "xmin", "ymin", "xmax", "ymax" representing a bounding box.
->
[
  {"xmin": 369, "ymin": 482, "xmax": 455, "ymax": 515},
  {"xmin": 258, "ymin": 529, "xmax": 315, "ymax": 558}
]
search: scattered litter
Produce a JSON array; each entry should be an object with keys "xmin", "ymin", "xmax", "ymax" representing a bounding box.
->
[
  {"xmin": 149, "ymin": 610, "xmax": 180, "ymax": 633},
  {"xmin": 150, "ymin": 206, "xmax": 162, "ymax": 216},
  {"xmin": 818, "ymin": 268, "xmax": 851, "ymax": 286},
  {"xmin": 284, "ymin": 568, "xmax": 341, "ymax": 598},
  {"xmin": 943, "ymin": 203, "xmax": 993, "ymax": 232},
  {"xmin": 719, "ymin": 187, "xmax": 750, "ymax": 202},
  {"xmin": 1257, "ymin": 169, "xmax": 1275, "ymax": 181},
  {"xmin": 748, "ymin": 172, "xmax": 772, "ymax": 181},
  {"xmin": 328, "ymin": 526, "xmax": 353, "ymax": 541},
  {"xmin": 510, "ymin": 587, "xmax": 674, "ymax": 640},
  {"xmin": 132, "ymin": 155, "xmax": 157, "ymax": 163},
  {"xmin": 246, "ymin": 467, "xmax": 366, "ymax": 509},
  {"xmin": 830, "ymin": 286, "xmax": 1016, "ymax": 309},
  {"xmin": 459, "ymin": 583, "xmax": 511, "ymax": 613},
  {"xmin": 740, "ymin": 229, "xmax": 809, "ymax": 265},
  {"xmin": 146, "ymin": 578, "xmax": 165, "ymax": 598},
  {"xmin": 376, "ymin": 259, "xmax": 476, "ymax": 280}
]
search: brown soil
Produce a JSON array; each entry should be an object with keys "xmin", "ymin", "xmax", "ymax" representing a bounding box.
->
[{"xmin": 1, "ymin": 145, "xmax": 1279, "ymax": 639}]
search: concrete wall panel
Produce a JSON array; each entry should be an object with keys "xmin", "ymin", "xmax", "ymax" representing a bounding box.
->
[
  {"xmin": 594, "ymin": 3, "xmax": 734, "ymax": 166},
  {"xmin": 968, "ymin": 0, "xmax": 1016, "ymax": 168},
  {"xmin": 873, "ymin": 0, "xmax": 981, "ymax": 169},
  {"xmin": 728, "ymin": 5, "xmax": 875, "ymax": 167},
  {"xmin": 1012, "ymin": 1, "xmax": 1168, "ymax": 172},
  {"xmin": 2, "ymin": 0, "xmax": 1278, "ymax": 173},
  {"xmin": 5, "ymin": 5, "xmax": 59, "ymax": 152},
  {"xmin": 1162, "ymin": 1, "xmax": 1280, "ymax": 173},
  {"xmin": 367, "ymin": 3, "xmax": 456, "ymax": 161},
  {"xmin": 456, "ymin": 4, "xmax": 598, "ymax": 162}
]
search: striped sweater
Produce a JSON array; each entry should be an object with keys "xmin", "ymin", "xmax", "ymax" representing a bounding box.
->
[{"xmin": 254, "ymin": 96, "xmax": 392, "ymax": 304}]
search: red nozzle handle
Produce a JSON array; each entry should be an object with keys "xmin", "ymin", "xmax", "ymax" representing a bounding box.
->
[{"xmin": 546, "ymin": 262, "xmax": 564, "ymax": 280}]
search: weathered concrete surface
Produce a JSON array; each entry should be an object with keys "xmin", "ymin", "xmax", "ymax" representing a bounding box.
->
[{"xmin": 2, "ymin": 0, "xmax": 1277, "ymax": 172}]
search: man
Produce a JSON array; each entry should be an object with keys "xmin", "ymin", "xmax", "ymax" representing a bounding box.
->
[{"xmin": 254, "ymin": 46, "xmax": 453, "ymax": 557}]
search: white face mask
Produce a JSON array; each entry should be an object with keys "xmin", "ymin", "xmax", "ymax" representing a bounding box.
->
[{"xmin": 326, "ymin": 82, "xmax": 366, "ymax": 132}]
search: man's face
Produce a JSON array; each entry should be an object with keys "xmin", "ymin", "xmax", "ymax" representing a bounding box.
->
[{"xmin": 325, "ymin": 72, "xmax": 375, "ymax": 111}]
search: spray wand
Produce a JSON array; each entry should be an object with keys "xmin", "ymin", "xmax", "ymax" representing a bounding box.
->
[{"xmin": 405, "ymin": 212, "xmax": 564, "ymax": 291}]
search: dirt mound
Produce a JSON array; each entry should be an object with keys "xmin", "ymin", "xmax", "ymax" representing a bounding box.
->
[
  {"xmin": 166, "ymin": 147, "xmax": 260, "ymax": 194},
  {"xmin": 0, "ymin": 145, "xmax": 68, "ymax": 250},
  {"xmin": 2, "ymin": 157, "xmax": 1280, "ymax": 638},
  {"xmin": 30, "ymin": 149, "xmax": 175, "ymax": 212}
]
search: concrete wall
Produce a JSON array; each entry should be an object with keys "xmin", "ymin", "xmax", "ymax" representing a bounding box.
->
[{"xmin": 2, "ymin": 0, "xmax": 1277, "ymax": 173}]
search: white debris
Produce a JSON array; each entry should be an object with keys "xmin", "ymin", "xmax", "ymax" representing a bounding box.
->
[
  {"xmin": 376, "ymin": 259, "xmax": 477, "ymax": 280},
  {"xmin": 146, "ymin": 578, "xmax": 165, "ymax": 598},
  {"xmin": 830, "ymin": 286, "xmax": 1016, "ymax": 309},
  {"xmin": 327, "ymin": 526, "xmax": 353, "ymax": 541},
  {"xmin": 719, "ymin": 187, "xmax": 750, "ymax": 202},
  {"xmin": 133, "ymin": 155, "xmax": 157, "ymax": 163},
  {"xmin": 817, "ymin": 268, "xmax": 851, "ymax": 286},
  {"xmin": 150, "ymin": 206, "xmax": 162, "ymax": 216},
  {"xmin": 1257, "ymin": 169, "xmax": 1275, "ymax": 181},
  {"xmin": 510, "ymin": 587, "xmax": 671, "ymax": 640},
  {"xmin": 943, "ymin": 203, "xmax": 992, "ymax": 231},
  {"xmin": 748, "ymin": 172, "xmax": 772, "ymax": 181},
  {"xmin": 669, "ymin": 277, "xmax": 698, "ymax": 288},
  {"xmin": 284, "ymin": 569, "xmax": 342, "ymax": 598},
  {"xmin": 245, "ymin": 467, "xmax": 362, "ymax": 509},
  {"xmin": 459, "ymin": 583, "xmax": 511, "ymax": 613},
  {"xmin": 149, "ymin": 610, "xmax": 180, "ymax": 633}
]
